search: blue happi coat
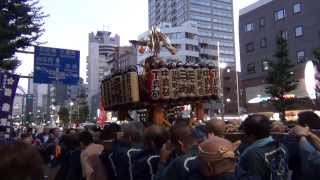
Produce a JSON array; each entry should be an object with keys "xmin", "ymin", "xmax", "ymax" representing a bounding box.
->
[{"xmin": 235, "ymin": 137, "xmax": 289, "ymax": 180}]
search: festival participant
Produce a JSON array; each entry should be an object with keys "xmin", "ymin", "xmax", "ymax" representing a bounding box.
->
[
  {"xmin": 157, "ymin": 121, "xmax": 199, "ymax": 180},
  {"xmin": 291, "ymin": 125, "xmax": 320, "ymax": 179},
  {"xmin": 282, "ymin": 111, "xmax": 320, "ymax": 180},
  {"xmin": 109, "ymin": 121, "xmax": 144, "ymax": 180},
  {"xmin": 99, "ymin": 123, "xmax": 122, "ymax": 180},
  {"xmin": 236, "ymin": 114, "xmax": 289, "ymax": 180},
  {"xmin": 297, "ymin": 111, "xmax": 320, "ymax": 129},
  {"xmin": 133, "ymin": 125, "xmax": 169, "ymax": 180},
  {"xmin": 206, "ymin": 119, "xmax": 226, "ymax": 137},
  {"xmin": 79, "ymin": 131, "xmax": 107, "ymax": 180},
  {"xmin": 0, "ymin": 142, "xmax": 44, "ymax": 180},
  {"xmin": 198, "ymin": 136, "xmax": 236, "ymax": 180}
]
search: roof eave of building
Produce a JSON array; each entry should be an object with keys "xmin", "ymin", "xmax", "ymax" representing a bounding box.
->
[{"xmin": 239, "ymin": 0, "xmax": 273, "ymax": 16}]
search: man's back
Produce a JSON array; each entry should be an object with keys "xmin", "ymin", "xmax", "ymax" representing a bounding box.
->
[
  {"xmin": 157, "ymin": 146, "xmax": 199, "ymax": 180},
  {"xmin": 236, "ymin": 137, "xmax": 289, "ymax": 180},
  {"xmin": 110, "ymin": 141, "xmax": 143, "ymax": 180}
]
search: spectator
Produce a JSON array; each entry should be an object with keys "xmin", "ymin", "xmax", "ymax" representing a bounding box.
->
[
  {"xmin": 79, "ymin": 131, "xmax": 107, "ymax": 180},
  {"xmin": 236, "ymin": 114, "xmax": 289, "ymax": 180},
  {"xmin": 157, "ymin": 121, "xmax": 199, "ymax": 180},
  {"xmin": 20, "ymin": 133, "xmax": 33, "ymax": 145},
  {"xmin": 198, "ymin": 136, "xmax": 236, "ymax": 179},
  {"xmin": 37, "ymin": 127, "xmax": 50, "ymax": 145},
  {"xmin": 55, "ymin": 134, "xmax": 82, "ymax": 180},
  {"xmin": 0, "ymin": 142, "xmax": 44, "ymax": 180}
]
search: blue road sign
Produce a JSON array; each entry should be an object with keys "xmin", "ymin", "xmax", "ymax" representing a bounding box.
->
[{"xmin": 34, "ymin": 46, "xmax": 80, "ymax": 85}]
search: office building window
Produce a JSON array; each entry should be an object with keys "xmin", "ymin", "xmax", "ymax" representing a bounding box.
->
[
  {"xmin": 259, "ymin": 17, "xmax": 265, "ymax": 28},
  {"xmin": 186, "ymin": 44, "xmax": 198, "ymax": 51},
  {"xmin": 262, "ymin": 60, "xmax": 270, "ymax": 71},
  {"xmin": 293, "ymin": 3, "xmax": 302, "ymax": 14},
  {"xmin": 260, "ymin": 38, "xmax": 267, "ymax": 48},
  {"xmin": 247, "ymin": 63, "xmax": 256, "ymax": 74},
  {"xmin": 280, "ymin": 31, "xmax": 288, "ymax": 40},
  {"xmin": 274, "ymin": 9, "xmax": 286, "ymax": 21},
  {"xmin": 185, "ymin": 32, "xmax": 196, "ymax": 39},
  {"xmin": 297, "ymin": 50, "xmax": 305, "ymax": 64},
  {"xmin": 246, "ymin": 42, "xmax": 255, "ymax": 53},
  {"xmin": 295, "ymin": 26, "xmax": 303, "ymax": 37},
  {"xmin": 245, "ymin": 23, "xmax": 254, "ymax": 32}
]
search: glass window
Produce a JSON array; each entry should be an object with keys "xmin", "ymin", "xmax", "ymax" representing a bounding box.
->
[
  {"xmin": 246, "ymin": 42, "xmax": 255, "ymax": 53},
  {"xmin": 185, "ymin": 32, "xmax": 196, "ymax": 39},
  {"xmin": 198, "ymin": 22, "xmax": 212, "ymax": 29},
  {"xmin": 280, "ymin": 31, "xmax": 288, "ymax": 40},
  {"xmin": 259, "ymin": 17, "xmax": 265, "ymax": 28},
  {"xmin": 199, "ymin": 30, "xmax": 212, "ymax": 37},
  {"xmin": 245, "ymin": 23, "xmax": 254, "ymax": 32},
  {"xmin": 262, "ymin": 60, "xmax": 270, "ymax": 71},
  {"xmin": 191, "ymin": 14, "xmax": 211, "ymax": 22},
  {"xmin": 295, "ymin": 26, "xmax": 303, "ymax": 37},
  {"xmin": 260, "ymin": 38, "xmax": 267, "ymax": 48},
  {"xmin": 297, "ymin": 50, "xmax": 305, "ymax": 63},
  {"xmin": 274, "ymin": 9, "xmax": 286, "ymax": 21},
  {"xmin": 190, "ymin": 0, "xmax": 210, "ymax": 6},
  {"xmin": 293, "ymin": 3, "xmax": 302, "ymax": 14},
  {"xmin": 247, "ymin": 63, "xmax": 256, "ymax": 74}
]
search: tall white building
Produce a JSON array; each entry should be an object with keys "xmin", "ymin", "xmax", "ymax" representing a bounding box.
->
[
  {"xmin": 87, "ymin": 31, "xmax": 120, "ymax": 119},
  {"xmin": 148, "ymin": 0, "xmax": 235, "ymax": 64},
  {"xmin": 138, "ymin": 21, "xmax": 218, "ymax": 66}
]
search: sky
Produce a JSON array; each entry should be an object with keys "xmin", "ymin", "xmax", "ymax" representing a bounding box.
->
[{"xmin": 16, "ymin": 0, "xmax": 258, "ymax": 90}]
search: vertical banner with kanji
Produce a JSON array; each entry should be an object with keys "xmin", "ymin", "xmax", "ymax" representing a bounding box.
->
[{"xmin": 0, "ymin": 71, "xmax": 20, "ymax": 122}]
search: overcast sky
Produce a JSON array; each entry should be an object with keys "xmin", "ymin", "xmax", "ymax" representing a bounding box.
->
[{"xmin": 16, "ymin": 0, "xmax": 258, "ymax": 89}]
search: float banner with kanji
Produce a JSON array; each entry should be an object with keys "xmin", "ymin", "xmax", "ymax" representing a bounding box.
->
[
  {"xmin": 34, "ymin": 46, "xmax": 80, "ymax": 85},
  {"xmin": 0, "ymin": 71, "xmax": 20, "ymax": 120}
]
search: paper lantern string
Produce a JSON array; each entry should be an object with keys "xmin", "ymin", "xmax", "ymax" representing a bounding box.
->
[{"xmin": 198, "ymin": 145, "xmax": 235, "ymax": 162}]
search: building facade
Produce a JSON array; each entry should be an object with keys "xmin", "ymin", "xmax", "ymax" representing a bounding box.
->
[
  {"xmin": 115, "ymin": 46, "xmax": 138, "ymax": 72},
  {"xmin": 148, "ymin": 0, "xmax": 236, "ymax": 64},
  {"xmin": 138, "ymin": 22, "xmax": 219, "ymax": 65},
  {"xmin": 87, "ymin": 31, "xmax": 120, "ymax": 119},
  {"xmin": 239, "ymin": 0, "xmax": 320, "ymax": 113}
]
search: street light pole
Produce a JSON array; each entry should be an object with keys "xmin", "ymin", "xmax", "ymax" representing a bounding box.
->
[
  {"xmin": 69, "ymin": 101, "xmax": 74, "ymax": 126},
  {"xmin": 217, "ymin": 42, "xmax": 225, "ymax": 121}
]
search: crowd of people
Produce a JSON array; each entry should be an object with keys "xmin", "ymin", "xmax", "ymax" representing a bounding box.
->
[{"xmin": 1, "ymin": 111, "xmax": 320, "ymax": 180}]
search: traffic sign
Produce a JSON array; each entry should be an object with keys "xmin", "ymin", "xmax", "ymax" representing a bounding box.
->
[{"xmin": 34, "ymin": 46, "xmax": 80, "ymax": 85}]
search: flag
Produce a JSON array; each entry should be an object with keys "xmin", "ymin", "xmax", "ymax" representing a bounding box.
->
[
  {"xmin": 0, "ymin": 71, "xmax": 20, "ymax": 124},
  {"xmin": 96, "ymin": 102, "xmax": 107, "ymax": 128}
]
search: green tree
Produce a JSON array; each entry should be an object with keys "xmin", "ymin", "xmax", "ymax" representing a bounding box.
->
[
  {"xmin": 77, "ymin": 105, "xmax": 89, "ymax": 123},
  {"xmin": 265, "ymin": 36, "xmax": 298, "ymax": 122},
  {"xmin": 0, "ymin": 0, "xmax": 47, "ymax": 70},
  {"xmin": 58, "ymin": 106, "xmax": 69, "ymax": 125}
]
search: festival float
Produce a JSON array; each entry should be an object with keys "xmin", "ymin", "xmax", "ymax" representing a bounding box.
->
[{"xmin": 100, "ymin": 27, "xmax": 219, "ymax": 126}]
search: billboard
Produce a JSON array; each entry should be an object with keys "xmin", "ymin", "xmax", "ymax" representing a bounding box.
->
[{"xmin": 34, "ymin": 46, "xmax": 80, "ymax": 85}]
